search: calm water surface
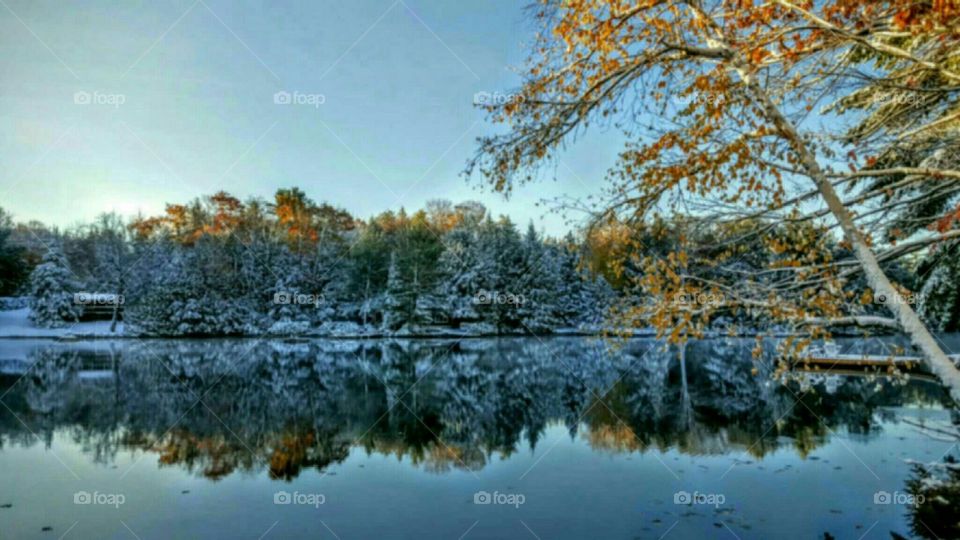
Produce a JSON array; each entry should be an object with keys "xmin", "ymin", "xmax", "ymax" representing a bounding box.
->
[{"xmin": 0, "ymin": 337, "xmax": 957, "ymax": 539}]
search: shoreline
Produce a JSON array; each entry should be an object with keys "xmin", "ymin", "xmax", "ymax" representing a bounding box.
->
[{"xmin": 0, "ymin": 329, "xmax": 886, "ymax": 341}]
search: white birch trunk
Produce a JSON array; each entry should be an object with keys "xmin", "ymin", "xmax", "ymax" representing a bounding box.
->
[{"xmin": 738, "ymin": 69, "xmax": 960, "ymax": 402}]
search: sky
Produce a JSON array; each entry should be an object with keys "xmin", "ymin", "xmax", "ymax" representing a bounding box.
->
[{"xmin": 0, "ymin": 0, "xmax": 622, "ymax": 233}]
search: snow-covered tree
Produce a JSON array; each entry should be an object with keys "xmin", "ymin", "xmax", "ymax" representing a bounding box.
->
[
  {"xmin": 90, "ymin": 213, "xmax": 132, "ymax": 332},
  {"xmin": 381, "ymin": 252, "xmax": 409, "ymax": 331},
  {"xmin": 517, "ymin": 223, "xmax": 561, "ymax": 333},
  {"xmin": 13, "ymin": 190, "xmax": 632, "ymax": 336},
  {"xmin": 128, "ymin": 245, "xmax": 253, "ymax": 336},
  {"xmin": 534, "ymin": 237, "xmax": 605, "ymax": 329},
  {"xmin": 474, "ymin": 217, "xmax": 525, "ymax": 331},
  {"xmin": 0, "ymin": 207, "xmax": 28, "ymax": 296},
  {"xmin": 436, "ymin": 223, "xmax": 485, "ymax": 328},
  {"xmin": 918, "ymin": 242, "xmax": 960, "ymax": 332},
  {"xmin": 28, "ymin": 248, "xmax": 80, "ymax": 328}
]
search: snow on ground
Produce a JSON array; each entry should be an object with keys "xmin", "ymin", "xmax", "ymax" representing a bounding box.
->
[{"xmin": 0, "ymin": 308, "xmax": 124, "ymax": 338}]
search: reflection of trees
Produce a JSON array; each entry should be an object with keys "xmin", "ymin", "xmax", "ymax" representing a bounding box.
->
[
  {"xmin": 153, "ymin": 430, "xmax": 254, "ymax": 480},
  {"xmin": 0, "ymin": 337, "xmax": 949, "ymax": 481},
  {"xmin": 584, "ymin": 339, "xmax": 949, "ymax": 458},
  {"xmin": 268, "ymin": 428, "xmax": 350, "ymax": 481},
  {"xmin": 906, "ymin": 455, "xmax": 960, "ymax": 539}
]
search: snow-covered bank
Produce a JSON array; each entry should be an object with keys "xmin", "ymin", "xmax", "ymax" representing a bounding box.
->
[
  {"xmin": 4, "ymin": 306, "xmax": 946, "ymax": 342},
  {"xmin": 0, "ymin": 308, "xmax": 125, "ymax": 338},
  {"xmin": 0, "ymin": 307, "xmax": 648, "ymax": 340}
]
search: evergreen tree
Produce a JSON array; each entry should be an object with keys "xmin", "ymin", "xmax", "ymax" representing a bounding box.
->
[
  {"xmin": 474, "ymin": 218, "xmax": 525, "ymax": 331},
  {"xmin": 265, "ymin": 249, "xmax": 311, "ymax": 326},
  {"xmin": 394, "ymin": 211, "xmax": 444, "ymax": 326},
  {"xmin": 517, "ymin": 223, "xmax": 561, "ymax": 333},
  {"xmin": 381, "ymin": 252, "xmax": 409, "ymax": 330},
  {"xmin": 918, "ymin": 242, "xmax": 960, "ymax": 332},
  {"xmin": 0, "ymin": 208, "xmax": 28, "ymax": 295},
  {"xmin": 128, "ymin": 243, "xmax": 253, "ymax": 336},
  {"xmin": 436, "ymin": 224, "xmax": 484, "ymax": 328},
  {"xmin": 348, "ymin": 223, "xmax": 390, "ymax": 326},
  {"xmin": 305, "ymin": 240, "xmax": 345, "ymax": 322},
  {"xmin": 28, "ymin": 249, "xmax": 80, "ymax": 327},
  {"xmin": 553, "ymin": 235, "xmax": 614, "ymax": 328}
]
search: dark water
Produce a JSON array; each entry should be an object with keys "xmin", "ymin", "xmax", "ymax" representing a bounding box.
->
[{"xmin": 0, "ymin": 337, "xmax": 957, "ymax": 539}]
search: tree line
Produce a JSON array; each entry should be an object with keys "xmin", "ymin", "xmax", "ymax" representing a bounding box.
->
[
  {"xmin": 0, "ymin": 192, "xmax": 613, "ymax": 336},
  {"xmin": 2, "ymin": 184, "xmax": 959, "ymax": 336}
]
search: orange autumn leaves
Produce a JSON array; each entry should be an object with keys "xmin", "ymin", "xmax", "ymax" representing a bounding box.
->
[
  {"xmin": 469, "ymin": 1, "xmax": 957, "ymax": 342},
  {"xmin": 130, "ymin": 188, "xmax": 356, "ymax": 253}
]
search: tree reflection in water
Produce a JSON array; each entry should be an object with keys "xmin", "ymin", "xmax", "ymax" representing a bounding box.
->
[{"xmin": 0, "ymin": 338, "xmax": 951, "ymax": 484}]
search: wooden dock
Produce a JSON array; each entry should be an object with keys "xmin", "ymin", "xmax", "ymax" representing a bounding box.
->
[
  {"xmin": 792, "ymin": 353, "xmax": 960, "ymax": 369},
  {"xmin": 787, "ymin": 365, "xmax": 944, "ymax": 384}
]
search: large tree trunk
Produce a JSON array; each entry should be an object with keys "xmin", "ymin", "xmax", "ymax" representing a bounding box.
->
[{"xmin": 741, "ymin": 70, "xmax": 960, "ymax": 402}]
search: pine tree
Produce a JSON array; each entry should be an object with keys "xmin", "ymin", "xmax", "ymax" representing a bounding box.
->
[
  {"xmin": 348, "ymin": 223, "xmax": 390, "ymax": 326},
  {"xmin": 381, "ymin": 252, "xmax": 409, "ymax": 330},
  {"xmin": 0, "ymin": 208, "xmax": 28, "ymax": 296},
  {"xmin": 486, "ymin": 218, "xmax": 527, "ymax": 332},
  {"xmin": 552, "ymin": 235, "xmax": 614, "ymax": 329},
  {"xmin": 436, "ymin": 225, "xmax": 485, "ymax": 328},
  {"xmin": 517, "ymin": 223, "xmax": 561, "ymax": 333},
  {"xmin": 128, "ymin": 244, "xmax": 253, "ymax": 336},
  {"xmin": 474, "ymin": 218, "xmax": 525, "ymax": 332},
  {"xmin": 28, "ymin": 249, "xmax": 80, "ymax": 327},
  {"xmin": 306, "ymin": 240, "xmax": 345, "ymax": 323},
  {"xmin": 265, "ymin": 249, "xmax": 311, "ymax": 327},
  {"xmin": 918, "ymin": 243, "xmax": 960, "ymax": 332}
]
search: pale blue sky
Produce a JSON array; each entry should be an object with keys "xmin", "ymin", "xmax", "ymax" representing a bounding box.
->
[{"xmin": 0, "ymin": 0, "xmax": 620, "ymax": 232}]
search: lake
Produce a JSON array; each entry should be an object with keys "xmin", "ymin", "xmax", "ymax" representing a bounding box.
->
[{"xmin": 0, "ymin": 337, "xmax": 957, "ymax": 539}]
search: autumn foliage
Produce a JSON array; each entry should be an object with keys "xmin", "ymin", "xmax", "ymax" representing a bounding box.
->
[{"xmin": 470, "ymin": 0, "xmax": 960, "ymax": 352}]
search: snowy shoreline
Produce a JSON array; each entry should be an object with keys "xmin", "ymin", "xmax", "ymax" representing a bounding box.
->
[{"xmin": 0, "ymin": 307, "xmax": 894, "ymax": 341}]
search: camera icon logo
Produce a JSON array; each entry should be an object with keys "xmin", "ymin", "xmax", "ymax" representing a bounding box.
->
[
  {"xmin": 74, "ymin": 491, "xmax": 92, "ymax": 504},
  {"xmin": 274, "ymin": 91, "xmax": 291, "ymax": 105},
  {"xmin": 875, "ymin": 293, "xmax": 888, "ymax": 305},
  {"xmin": 673, "ymin": 491, "xmax": 691, "ymax": 504},
  {"xmin": 874, "ymin": 491, "xmax": 891, "ymax": 504},
  {"xmin": 473, "ymin": 491, "xmax": 491, "ymax": 505},
  {"xmin": 274, "ymin": 292, "xmax": 292, "ymax": 304},
  {"xmin": 274, "ymin": 491, "xmax": 291, "ymax": 505},
  {"xmin": 74, "ymin": 91, "xmax": 91, "ymax": 105},
  {"xmin": 473, "ymin": 291, "xmax": 491, "ymax": 305}
]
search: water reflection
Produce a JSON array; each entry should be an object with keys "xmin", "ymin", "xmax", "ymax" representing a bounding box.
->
[
  {"xmin": 906, "ymin": 456, "xmax": 960, "ymax": 539},
  {"xmin": 0, "ymin": 338, "xmax": 949, "ymax": 481}
]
